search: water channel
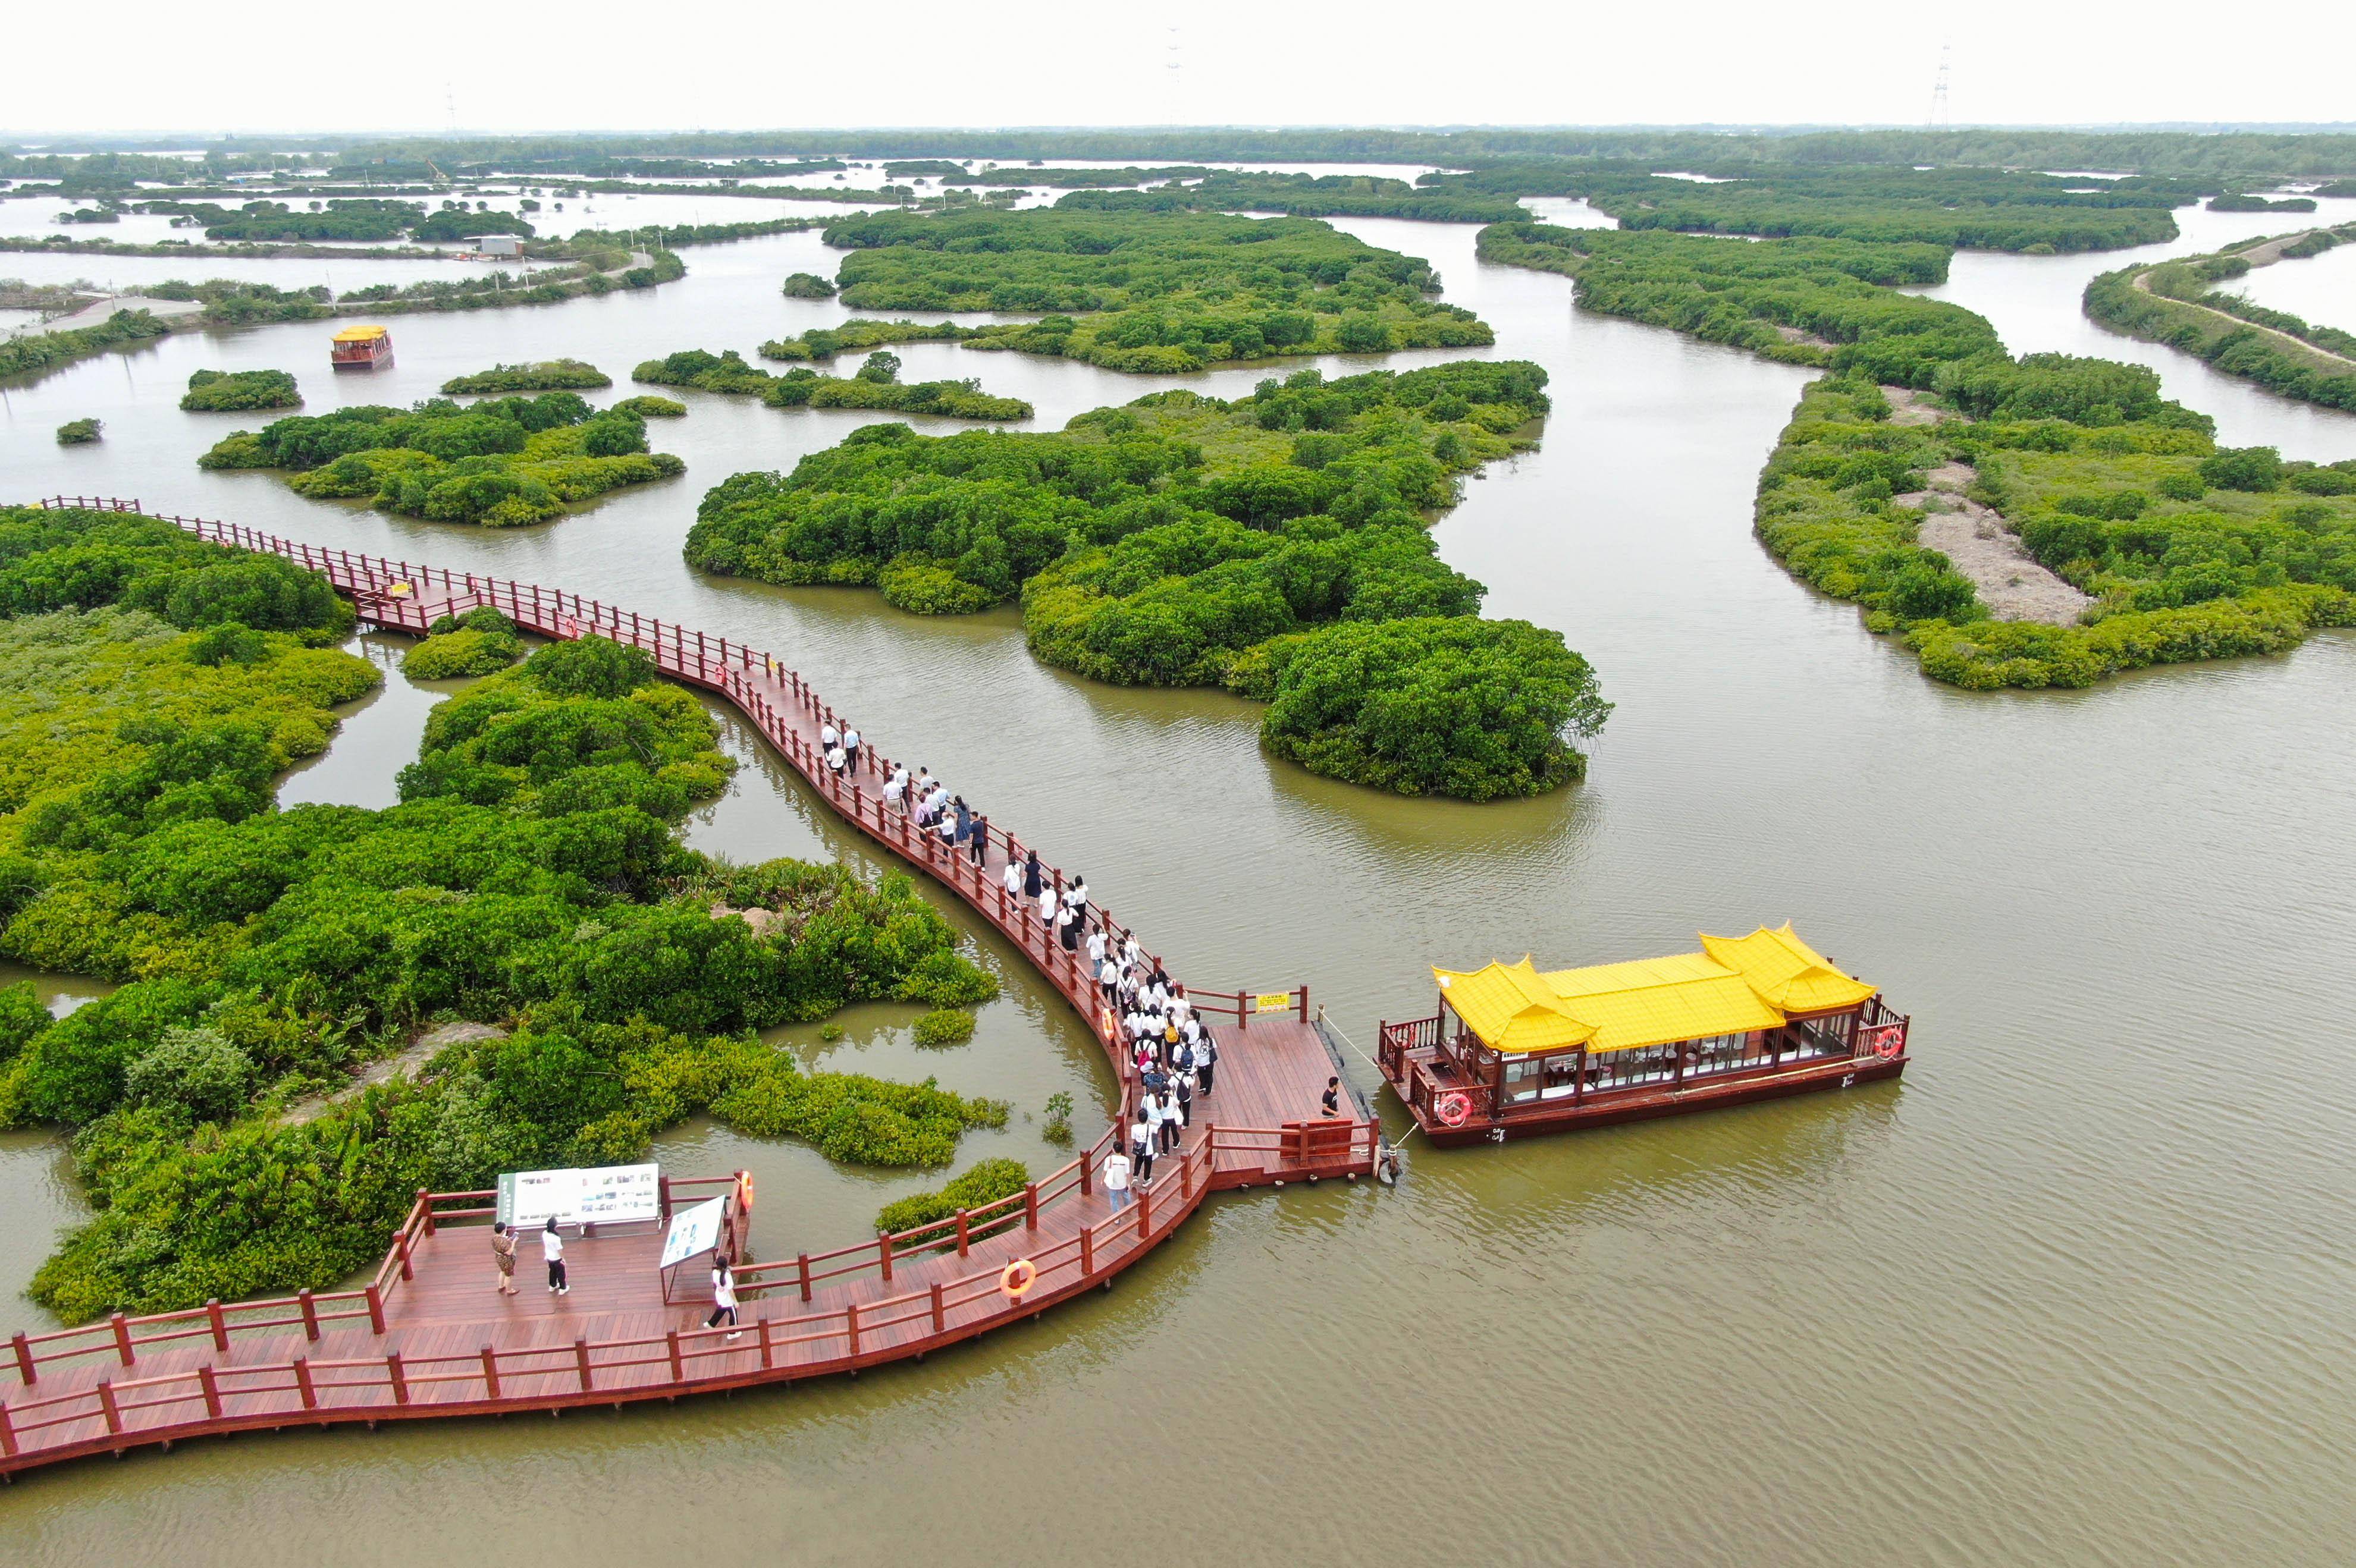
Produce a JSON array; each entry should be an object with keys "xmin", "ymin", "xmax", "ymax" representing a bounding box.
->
[{"xmin": 1, "ymin": 183, "xmax": 2353, "ymax": 1566}]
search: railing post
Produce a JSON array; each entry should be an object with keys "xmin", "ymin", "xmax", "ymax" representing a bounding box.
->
[
  {"xmin": 395, "ymin": 1225, "xmax": 414, "ymax": 1281},
  {"xmin": 574, "ymin": 1338, "xmax": 594, "ymax": 1391},
  {"xmin": 797, "ymin": 1253, "xmax": 812, "ymax": 1303},
  {"xmin": 207, "ymin": 1298, "xmax": 229, "ymax": 1352},
  {"xmin": 366, "ymin": 1282, "xmax": 386, "ymax": 1336},
  {"xmin": 293, "ymin": 1357, "xmax": 317, "ymax": 1410},
  {"xmin": 12, "ymin": 1331, "xmax": 36, "ymax": 1386},
  {"xmin": 666, "ymin": 1329, "xmax": 685, "ymax": 1382},
  {"xmin": 1080, "ymin": 1223, "xmax": 1095, "ymax": 1277},
  {"xmin": 197, "ymin": 1363, "xmax": 222, "ymax": 1418},
  {"xmin": 1298, "ymin": 984, "xmax": 1310, "ymax": 1023},
  {"xmin": 388, "ymin": 1352, "xmax": 409, "ymax": 1404},
  {"xmin": 111, "ymin": 1312, "xmax": 134, "ymax": 1366},
  {"xmin": 97, "ymin": 1380, "xmax": 121, "ymax": 1435},
  {"xmin": 0, "ymin": 1398, "xmax": 14, "ymax": 1459},
  {"xmin": 1236, "ymin": 991, "xmax": 1248, "ymax": 1030},
  {"xmin": 878, "ymin": 1232, "xmax": 895, "ymax": 1282},
  {"xmin": 930, "ymin": 1282, "xmax": 946, "ymax": 1334},
  {"xmin": 756, "ymin": 1317, "xmax": 773, "ymax": 1371},
  {"xmin": 1080, "ymin": 1149, "xmax": 1092, "ymax": 1196},
  {"xmin": 1137, "ymin": 1184, "xmax": 1152, "ymax": 1239},
  {"xmin": 955, "ymin": 1211, "xmax": 970, "ymax": 1258},
  {"xmin": 1024, "ymin": 1183, "xmax": 1039, "ymax": 1230},
  {"xmin": 845, "ymin": 1300, "xmax": 861, "ymax": 1356},
  {"xmin": 298, "ymin": 1288, "xmax": 320, "ymax": 1342},
  {"xmin": 479, "ymin": 1345, "xmax": 501, "ymax": 1400}
]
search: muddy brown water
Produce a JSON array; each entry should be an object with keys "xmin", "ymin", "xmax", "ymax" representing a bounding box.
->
[{"xmin": 2, "ymin": 189, "xmax": 2355, "ymax": 1566}]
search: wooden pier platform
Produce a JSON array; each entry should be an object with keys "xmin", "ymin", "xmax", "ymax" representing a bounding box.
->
[{"xmin": 0, "ymin": 499, "xmax": 1379, "ymax": 1479}]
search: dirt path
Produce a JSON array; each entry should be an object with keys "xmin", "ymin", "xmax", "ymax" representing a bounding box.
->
[
  {"xmin": 1880, "ymin": 385, "xmax": 1949, "ymax": 426},
  {"xmin": 1896, "ymin": 461, "xmax": 2093, "ymax": 626},
  {"xmin": 281, "ymin": 1021, "xmax": 507, "ymax": 1126},
  {"xmin": 2127, "ymin": 237, "xmax": 2356, "ymax": 370}
]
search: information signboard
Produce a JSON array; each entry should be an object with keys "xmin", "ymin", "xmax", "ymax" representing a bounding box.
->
[
  {"xmin": 1254, "ymin": 991, "xmax": 1294, "ymax": 1014},
  {"xmin": 496, "ymin": 1162, "xmax": 661, "ymax": 1229},
  {"xmin": 660, "ymin": 1196, "xmax": 727, "ymax": 1270}
]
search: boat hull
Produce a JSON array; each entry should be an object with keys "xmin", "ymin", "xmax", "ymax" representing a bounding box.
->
[{"xmin": 1393, "ymin": 1052, "xmax": 1906, "ymax": 1147}]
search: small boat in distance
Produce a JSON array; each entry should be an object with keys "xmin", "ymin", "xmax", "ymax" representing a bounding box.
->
[
  {"xmin": 1376, "ymin": 924, "xmax": 1909, "ymax": 1145},
  {"xmin": 330, "ymin": 323, "xmax": 394, "ymax": 370}
]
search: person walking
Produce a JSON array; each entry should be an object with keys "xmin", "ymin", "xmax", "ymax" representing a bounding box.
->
[
  {"xmin": 1103, "ymin": 1144, "xmax": 1133, "ymax": 1211},
  {"xmin": 1175, "ymin": 1067, "xmax": 1194, "ymax": 1128},
  {"xmin": 1000, "ymin": 856, "xmax": 1024, "ymax": 903},
  {"xmin": 1038, "ymin": 882, "xmax": 1058, "ymax": 933},
  {"xmin": 1130, "ymin": 1108, "xmax": 1155, "ymax": 1188},
  {"xmin": 490, "ymin": 1221, "xmax": 519, "ymax": 1296},
  {"xmin": 1086, "ymin": 926, "xmax": 1108, "ymax": 969},
  {"xmin": 841, "ymin": 725, "xmax": 861, "ymax": 774},
  {"xmin": 1022, "ymin": 850, "xmax": 1043, "ymax": 901},
  {"xmin": 884, "ymin": 766, "xmax": 908, "ymax": 813},
  {"xmin": 820, "ymin": 719, "xmax": 840, "ymax": 755},
  {"xmin": 966, "ymin": 810, "xmax": 988, "ymax": 868},
  {"xmin": 1141, "ymin": 1091, "xmax": 1168, "ymax": 1162},
  {"xmin": 1160, "ymin": 1087, "xmax": 1184, "ymax": 1153},
  {"xmin": 1064, "ymin": 876, "xmax": 1089, "ymax": 928},
  {"xmin": 1098, "ymin": 953, "xmax": 1120, "ymax": 1000},
  {"xmin": 1058, "ymin": 899, "xmax": 1081, "ymax": 952},
  {"xmin": 1194, "ymin": 1029, "xmax": 1218, "ymax": 1101},
  {"xmin": 542, "ymin": 1218, "xmax": 569, "ymax": 1294},
  {"xmin": 706, "ymin": 1253, "xmax": 741, "ymax": 1340}
]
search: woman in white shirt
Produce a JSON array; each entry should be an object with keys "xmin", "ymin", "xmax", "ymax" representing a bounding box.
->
[
  {"xmin": 705, "ymin": 1254, "xmax": 741, "ymax": 1340},
  {"xmin": 1129, "ymin": 1112, "xmax": 1155, "ymax": 1187},
  {"xmin": 542, "ymin": 1219, "xmax": 569, "ymax": 1294}
]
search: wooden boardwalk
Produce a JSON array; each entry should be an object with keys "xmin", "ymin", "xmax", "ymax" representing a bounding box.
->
[{"xmin": 0, "ymin": 499, "xmax": 1379, "ymax": 1479}]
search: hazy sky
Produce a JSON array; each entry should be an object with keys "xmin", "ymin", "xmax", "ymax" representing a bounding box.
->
[{"xmin": 7, "ymin": 0, "xmax": 2350, "ymax": 139}]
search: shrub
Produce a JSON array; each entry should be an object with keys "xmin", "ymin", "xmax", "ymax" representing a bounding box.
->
[
  {"xmin": 612, "ymin": 395, "xmax": 687, "ymax": 419},
  {"xmin": 403, "ymin": 624, "xmax": 523, "ymax": 678},
  {"xmin": 1042, "ymin": 1090, "xmax": 1075, "ymax": 1144},
  {"xmin": 56, "ymin": 418, "xmax": 103, "ymax": 445},
  {"xmin": 782, "ymin": 272, "xmax": 839, "ymax": 298},
  {"xmin": 912, "ymin": 1008, "xmax": 976, "ymax": 1047},
  {"xmin": 898, "ymin": 948, "xmax": 1000, "ymax": 1007},
  {"xmin": 2200, "ymin": 446, "xmax": 2284, "ymax": 492},
  {"xmin": 123, "ymin": 1026, "xmax": 258, "ymax": 1123},
  {"xmin": 874, "ymin": 1158, "xmax": 1031, "ymax": 1238}
]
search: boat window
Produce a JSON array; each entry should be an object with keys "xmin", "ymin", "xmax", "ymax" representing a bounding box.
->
[{"xmin": 1501, "ymin": 1056, "xmax": 1542, "ymax": 1104}]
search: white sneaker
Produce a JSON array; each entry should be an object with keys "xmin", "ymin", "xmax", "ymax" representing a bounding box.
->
[{"xmin": 726, "ymin": 1331, "xmax": 742, "ymax": 1341}]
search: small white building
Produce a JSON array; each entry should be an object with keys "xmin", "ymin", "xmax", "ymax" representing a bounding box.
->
[{"xmin": 468, "ymin": 234, "xmax": 525, "ymax": 259}]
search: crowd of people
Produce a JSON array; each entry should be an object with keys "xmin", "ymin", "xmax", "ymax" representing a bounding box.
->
[{"xmin": 1092, "ymin": 935, "xmax": 1219, "ymax": 1206}]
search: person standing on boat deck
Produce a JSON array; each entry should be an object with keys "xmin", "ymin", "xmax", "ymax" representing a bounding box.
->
[
  {"xmin": 490, "ymin": 1221, "xmax": 519, "ymax": 1296},
  {"xmin": 1103, "ymin": 1143, "xmax": 1132, "ymax": 1211},
  {"xmin": 1194, "ymin": 1028, "xmax": 1217, "ymax": 1101},
  {"xmin": 543, "ymin": 1218, "xmax": 569, "ymax": 1294},
  {"xmin": 1130, "ymin": 1108, "xmax": 1155, "ymax": 1188},
  {"xmin": 706, "ymin": 1254, "xmax": 741, "ymax": 1340},
  {"xmin": 1321, "ymin": 1077, "xmax": 1341, "ymax": 1118},
  {"xmin": 840, "ymin": 725, "xmax": 860, "ymax": 774}
]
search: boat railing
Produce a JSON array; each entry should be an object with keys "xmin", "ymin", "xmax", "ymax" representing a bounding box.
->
[{"xmin": 1375, "ymin": 1014, "xmax": 1443, "ymax": 1078}]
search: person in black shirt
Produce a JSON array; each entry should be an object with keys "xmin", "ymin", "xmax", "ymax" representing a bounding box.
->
[{"xmin": 1321, "ymin": 1077, "xmax": 1341, "ymax": 1118}]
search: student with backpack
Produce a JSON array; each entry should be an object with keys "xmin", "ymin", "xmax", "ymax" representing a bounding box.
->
[{"xmin": 707, "ymin": 1254, "xmax": 741, "ymax": 1340}]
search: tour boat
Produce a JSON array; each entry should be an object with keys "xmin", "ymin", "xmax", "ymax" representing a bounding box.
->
[
  {"xmin": 330, "ymin": 323, "xmax": 395, "ymax": 370},
  {"xmin": 1376, "ymin": 924, "xmax": 1909, "ymax": 1146}
]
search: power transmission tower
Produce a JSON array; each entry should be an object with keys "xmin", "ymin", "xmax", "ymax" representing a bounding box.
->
[{"xmin": 1928, "ymin": 42, "xmax": 1951, "ymax": 127}]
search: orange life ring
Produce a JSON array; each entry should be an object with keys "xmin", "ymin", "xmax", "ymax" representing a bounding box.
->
[
  {"xmin": 738, "ymin": 1171, "xmax": 755, "ymax": 1212},
  {"xmin": 1436, "ymin": 1092, "xmax": 1472, "ymax": 1128},
  {"xmin": 1000, "ymin": 1259, "xmax": 1037, "ymax": 1300},
  {"xmin": 1871, "ymin": 1026, "xmax": 1905, "ymax": 1060}
]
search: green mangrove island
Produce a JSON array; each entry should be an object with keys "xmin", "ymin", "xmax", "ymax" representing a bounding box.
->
[
  {"xmin": 635, "ymin": 348, "xmax": 1033, "ymax": 422},
  {"xmin": 2085, "ymin": 224, "xmax": 2356, "ymax": 412},
  {"xmin": 686, "ymin": 360, "xmax": 1610, "ymax": 800},
  {"xmin": 198, "ymin": 392, "xmax": 686, "ymax": 528}
]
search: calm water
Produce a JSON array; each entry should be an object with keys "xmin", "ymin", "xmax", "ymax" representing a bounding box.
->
[{"xmin": 1, "ymin": 189, "xmax": 2354, "ymax": 1567}]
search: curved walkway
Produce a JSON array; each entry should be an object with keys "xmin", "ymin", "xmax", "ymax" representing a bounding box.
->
[{"xmin": 0, "ymin": 498, "xmax": 1376, "ymax": 1480}]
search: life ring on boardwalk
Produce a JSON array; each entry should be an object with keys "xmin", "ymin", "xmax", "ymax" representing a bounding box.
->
[
  {"xmin": 1435, "ymin": 1092, "xmax": 1472, "ymax": 1128},
  {"xmin": 1868, "ymin": 1026, "xmax": 1905, "ymax": 1060},
  {"xmin": 737, "ymin": 1171, "xmax": 755, "ymax": 1213},
  {"xmin": 1000, "ymin": 1259, "xmax": 1038, "ymax": 1300}
]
